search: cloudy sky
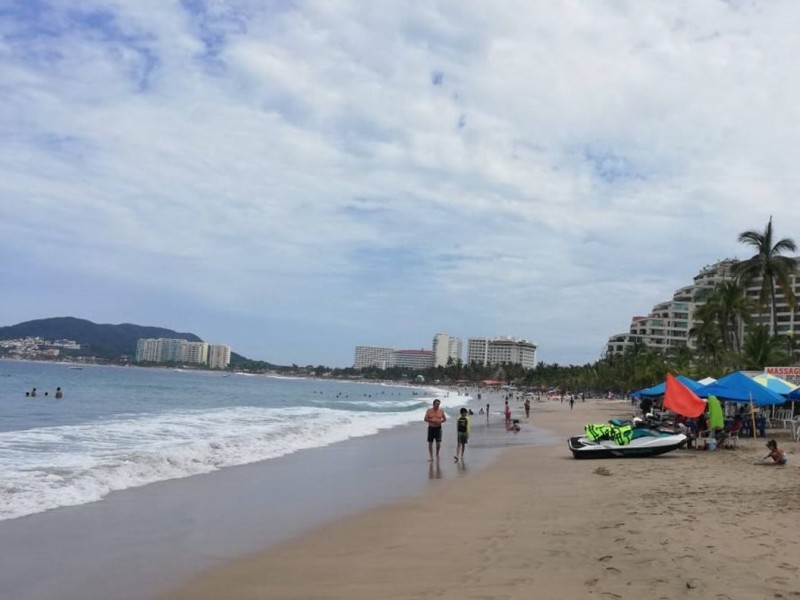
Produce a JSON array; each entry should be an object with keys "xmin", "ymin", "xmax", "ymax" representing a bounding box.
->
[{"xmin": 2, "ymin": 1, "xmax": 800, "ymax": 367}]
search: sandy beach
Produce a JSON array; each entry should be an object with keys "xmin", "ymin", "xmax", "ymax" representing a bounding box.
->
[{"xmin": 163, "ymin": 399, "xmax": 800, "ymax": 600}]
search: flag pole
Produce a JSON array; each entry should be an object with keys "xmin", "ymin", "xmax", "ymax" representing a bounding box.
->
[{"xmin": 750, "ymin": 393, "xmax": 757, "ymax": 439}]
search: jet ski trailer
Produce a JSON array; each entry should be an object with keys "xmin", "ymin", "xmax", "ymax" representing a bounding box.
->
[{"xmin": 568, "ymin": 433, "xmax": 687, "ymax": 459}]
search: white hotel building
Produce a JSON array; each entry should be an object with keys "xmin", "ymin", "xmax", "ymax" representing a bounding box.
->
[
  {"xmin": 353, "ymin": 346, "xmax": 395, "ymax": 369},
  {"xmin": 467, "ymin": 336, "xmax": 538, "ymax": 369},
  {"xmin": 135, "ymin": 338, "xmax": 231, "ymax": 369},
  {"xmin": 605, "ymin": 257, "xmax": 800, "ymax": 357},
  {"xmin": 432, "ymin": 333, "xmax": 463, "ymax": 367}
]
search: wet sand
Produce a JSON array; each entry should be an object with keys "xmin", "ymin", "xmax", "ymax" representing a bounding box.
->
[{"xmin": 163, "ymin": 400, "xmax": 800, "ymax": 600}]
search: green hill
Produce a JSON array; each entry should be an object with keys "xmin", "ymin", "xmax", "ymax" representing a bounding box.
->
[{"xmin": 0, "ymin": 317, "xmax": 205, "ymax": 360}]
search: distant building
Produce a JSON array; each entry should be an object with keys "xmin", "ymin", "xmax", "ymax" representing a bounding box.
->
[
  {"xmin": 467, "ymin": 336, "xmax": 537, "ymax": 369},
  {"xmin": 135, "ymin": 338, "xmax": 163, "ymax": 362},
  {"xmin": 354, "ymin": 346, "xmax": 395, "ymax": 369},
  {"xmin": 208, "ymin": 344, "xmax": 231, "ymax": 369},
  {"xmin": 392, "ymin": 349, "xmax": 435, "ymax": 370},
  {"xmin": 184, "ymin": 342, "xmax": 209, "ymax": 365},
  {"xmin": 432, "ymin": 333, "xmax": 462, "ymax": 367},
  {"xmin": 601, "ymin": 258, "xmax": 798, "ymax": 357},
  {"xmin": 160, "ymin": 338, "xmax": 186, "ymax": 363},
  {"xmin": 135, "ymin": 338, "xmax": 223, "ymax": 367}
]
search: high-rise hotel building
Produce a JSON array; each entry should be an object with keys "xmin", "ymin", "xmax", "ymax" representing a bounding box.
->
[
  {"xmin": 466, "ymin": 336, "xmax": 538, "ymax": 369},
  {"xmin": 208, "ymin": 344, "xmax": 232, "ymax": 370},
  {"xmin": 432, "ymin": 333, "xmax": 463, "ymax": 367},
  {"xmin": 604, "ymin": 258, "xmax": 800, "ymax": 357},
  {"xmin": 392, "ymin": 349, "xmax": 435, "ymax": 370},
  {"xmin": 353, "ymin": 346, "xmax": 395, "ymax": 369},
  {"xmin": 135, "ymin": 338, "xmax": 231, "ymax": 369}
]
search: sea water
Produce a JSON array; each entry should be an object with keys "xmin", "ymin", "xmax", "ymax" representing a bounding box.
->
[{"xmin": 0, "ymin": 360, "xmax": 465, "ymax": 521}]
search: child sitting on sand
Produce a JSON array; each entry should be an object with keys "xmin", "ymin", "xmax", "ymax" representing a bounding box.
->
[{"xmin": 762, "ymin": 440, "xmax": 787, "ymax": 465}]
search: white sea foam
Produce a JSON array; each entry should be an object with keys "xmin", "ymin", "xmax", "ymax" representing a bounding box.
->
[{"xmin": 0, "ymin": 399, "xmax": 468, "ymax": 522}]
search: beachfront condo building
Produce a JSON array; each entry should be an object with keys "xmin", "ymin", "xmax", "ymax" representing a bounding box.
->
[
  {"xmin": 604, "ymin": 258, "xmax": 800, "ymax": 357},
  {"xmin": 135, "ymin": 338, "xmax": 163, "ymax": 362},
  {"xmin": 466, "ymin": 337, "xmax": 538, "ymax": 369},
  {"xmin": 135, "ymin": 338, "xmax": 230, "ymax": 368},
  {"xmin": 353, "ymin": 346, "xmax": 395, "ymax": 369},
  {"xmin": 208, "ymin": 344, "xmax": 232, "ymax": 370},
  {"xmin": 392, "ymin": 349, "xmax": 435, "ymax": 370},
  {"xmin": 432, "ymin": 333, "xmax": 463, "ymax": 367},
  {"xmin": 183, "ymin": 341, "xmax": 209, "ymax": 365}
]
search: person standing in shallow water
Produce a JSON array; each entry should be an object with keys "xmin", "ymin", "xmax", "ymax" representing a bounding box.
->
[
  {"xmin": 454, "ymin": 408, "xmax": 470, "ymax": 462},
  {"xmin": 424, "ymin": 399, "xmax": 447, "ymax": 461}
]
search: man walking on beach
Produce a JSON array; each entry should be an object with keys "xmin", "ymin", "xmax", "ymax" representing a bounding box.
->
[{"xmin": 425, "ymin": 399, "xmax": 447, "ymax": 461}]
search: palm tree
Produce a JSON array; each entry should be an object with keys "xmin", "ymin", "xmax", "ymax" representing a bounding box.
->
[
  {"xmin": 716, "ymin": 280, "xmax": 753, "ymax": 352},
  {"xmin": 733, "ymin": 216, "xmax": 798, "ymax": 335},
  {"xmin": 664, "ymin": 345, "xmax": 694, "ymax": 376},
  {"xmin": 740, "ymin": 325, "xmax": 788, "ymax": 369},
  {"xmin": 689, "ymin": 310, "xmax": 727, "ymax": 371}
]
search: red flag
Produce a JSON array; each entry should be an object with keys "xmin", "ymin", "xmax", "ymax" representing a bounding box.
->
[{"xmin": 663, "ymin": 373, "xmax": 706, "ymax": 417}]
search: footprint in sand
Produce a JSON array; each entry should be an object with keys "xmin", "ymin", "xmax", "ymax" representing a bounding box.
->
[
  {"xmin": 585, "ymin": 578, "xmax": 599, "ymax": 587},
  {"xmin": 767, "ymin": 576, "xmax": 789, "ymax": 586},
  {"xmin": 778, "ymin": 563, "xmax": 799, "ymax": 572},
  {"xmin": 598, "ymin": 555, "xmax": 614, "ymax": 562},
  {"xmin": 605, "ymin": 566, "xmax": 621, "ymax": 574}
]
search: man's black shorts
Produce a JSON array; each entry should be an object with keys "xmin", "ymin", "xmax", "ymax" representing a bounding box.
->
[{"xmin": 427, "ymin": 426, "xmax": 442, "ymax": 443}]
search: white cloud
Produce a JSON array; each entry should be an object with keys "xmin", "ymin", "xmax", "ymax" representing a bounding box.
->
[{"xmin": 2, "ymin": 0, "xmax": 800, "ymax": 365}]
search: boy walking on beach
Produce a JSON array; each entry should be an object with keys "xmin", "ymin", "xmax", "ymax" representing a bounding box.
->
[
  {"xmin": 455, "ymin": 408, "xmax": 470, "ymax": 461},
  {"xmin": 425, "ymin": 399, "xmax": 447, "ymax": 461}
]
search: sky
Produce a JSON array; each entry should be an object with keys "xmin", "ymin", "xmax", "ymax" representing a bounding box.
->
[{"xmin": 3, "ymin": 0, "xmax": 800, "ymax": 367}]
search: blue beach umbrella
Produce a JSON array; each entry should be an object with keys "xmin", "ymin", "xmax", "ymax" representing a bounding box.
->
[
  {"xmin": 633, "ymin": 375, "xmax": 703, "ymax": 398},
  {"xmin": 752, "ymin": 373, "xmax": 798, "ymax": 395},
  {"xmin": 695, "ymin": 371, "xmax": 786, "ymax": 406}
]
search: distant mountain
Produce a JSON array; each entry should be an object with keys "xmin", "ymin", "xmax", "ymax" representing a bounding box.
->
[{"xmin": 0, "ymin": 317, "xmax": 206, "ymax": 360}]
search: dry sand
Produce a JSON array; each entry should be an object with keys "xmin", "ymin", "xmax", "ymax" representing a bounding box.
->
[{"xmin": 162, "ymin": 400, "xmax": 800, "ymax": 600}]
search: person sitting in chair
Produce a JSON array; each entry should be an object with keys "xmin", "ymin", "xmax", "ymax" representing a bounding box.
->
[{"xmin": 721, "ymin": 416, "xmax": 742, "ymax": 449}]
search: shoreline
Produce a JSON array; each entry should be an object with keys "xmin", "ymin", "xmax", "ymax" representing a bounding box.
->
[
  {"xmin": 162, "ymin": 400, "xmax": 800, "ymax": 600},
  {"xmin": 0, "ymin": 390, "xmax": 545, "ymax": 600}
]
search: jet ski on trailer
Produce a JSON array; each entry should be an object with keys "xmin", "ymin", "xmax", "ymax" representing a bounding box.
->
[{"xmin": 568, "ymin": 418, "xmax": 687, "ymax": 459}]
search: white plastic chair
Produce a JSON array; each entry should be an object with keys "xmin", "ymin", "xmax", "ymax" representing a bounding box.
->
[{"xmin": 727, "ymin": 427, "xmax": 742, "ymax": 448}]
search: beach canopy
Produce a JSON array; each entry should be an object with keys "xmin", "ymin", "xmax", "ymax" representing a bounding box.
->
[
  {"xmin": 663, "ymin": 373, "xmax": 706, "ymax": 417},
  {"xmin": 788, "ymin": 387, "xmax": 800, "ymax": 401},
  {"xmin": 695, "ymin": 371, "xmax": 786, "ymax": 405},
  {"xmin": 752, "ymin": 373, "xmax": 798, "ymax": 395},
  {"xmin": 633, "ymin": 375, "xmax": 703, "ymax": 398}
]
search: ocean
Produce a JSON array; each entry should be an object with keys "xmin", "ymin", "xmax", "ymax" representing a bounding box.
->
[{"xmin": 0, "ymin": 359, "xmax": 466, "ymax": 522}]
